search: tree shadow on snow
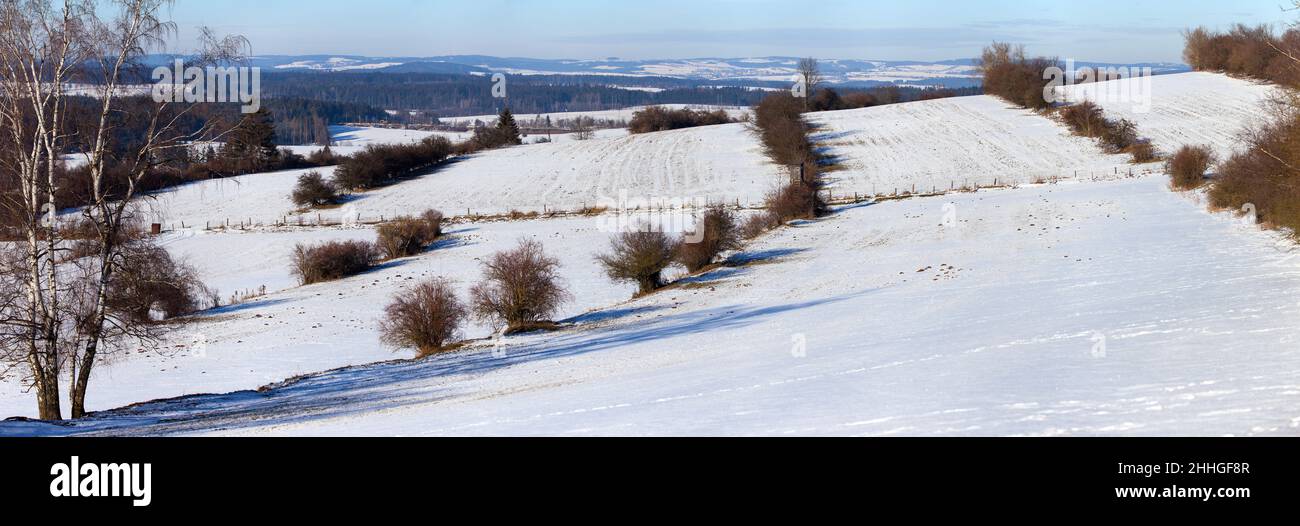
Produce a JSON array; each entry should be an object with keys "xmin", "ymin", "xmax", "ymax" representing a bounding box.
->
[{"xmin": 17, "ymin": 288, "xmax": 873, "ymax": 437}]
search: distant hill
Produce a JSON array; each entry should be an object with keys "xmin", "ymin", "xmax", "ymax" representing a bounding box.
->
[{"xmin": 141, "ymin": 54, "xmax": 1191, "ymax": 89}]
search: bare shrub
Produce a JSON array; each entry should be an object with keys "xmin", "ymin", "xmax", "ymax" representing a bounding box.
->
[
  {"xmin": 1208, "ymin": 102, "xmax": 1300, "ymax": 232},
  {"xmin": 1099, "ymin": 118, "xmax": 1140, "ymax": 154},
  {"xmin": 678, "ymin": 206, "xmax": 740, "ymax": 272},
  {"xmin": 105, "ymin": 242, "xmax": 210, "ymax": 323},
  {"xmin": 376, "ymin": 213, "xmax": 442, "ymax": 260},
  {"xmin": 766, "ymin": 181, "xmax": 826, "ymax": 223},
  {"xmin": 1059, "ymin": 101, "xmax": 1107, "ymax": 137},
  {"xmin": 740, "ymin": 211, "xmax": 779, "ymax": 239},
  {"xmin": 291, "ymin": 170, "xmax": 341, "ymax": 208},
  {"xmin": 1126, "ymin": 141, "xmax": 1160, "ymax": 164},
  {"xmin": 596, "ymin": 228, "xmax": 679, "ymax": 295},
  {"xmin": 291, "ymin": 240, "xmax": 379, "ymax": 285},
  {"xmin": 380, "ymin": 278, "xmax": 467, "ymax": 354},
  {"xmin": 421, "ymin": 209, "xmax": 445, "ymax": 238},
  {"xmin": 470, "ymin": 239, "xmax": 570, "ymax": 332},
  {"xmin": 1167, "ymin": 145, "xmax": 1216, "ymax": 190}
]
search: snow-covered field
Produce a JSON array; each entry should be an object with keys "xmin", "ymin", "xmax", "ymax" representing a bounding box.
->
[
  {"xmin": 7, "ymin": 176, "xmax": 1300, "ymax": 436},
  {"xmin": 0, "ymin": 216, "xmax": 649, "ymax": 421},
  {"xmin": 807, "ymin": 95, "xmax": 1148, "ymax": 196},
  {"xmin": 142, "ymin": 122, "xmax": 783, "ymax": 228},
  {"xmin": 5, "ymin": 72, "xmax": 1295, "ymax": 437},
  {"xmin": 1057, "ymin": 72, "xmax": 1277, "ymax": 158}
]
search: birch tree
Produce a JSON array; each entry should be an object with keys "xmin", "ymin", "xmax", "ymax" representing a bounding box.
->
[{"xmin": 0, "ymin": 0, "xmax": 246, "ymax": 419}]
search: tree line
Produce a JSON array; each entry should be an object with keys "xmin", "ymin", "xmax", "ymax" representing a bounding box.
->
[
  {"xmin": 1183, "ymin": 16, "xmax": 1300, "ymax": 236},
  {"xmin": 1184, "ymin": 24, "xmax": 1300, "ymax": 86},
  {"xmin": 260, "ymin": 71, "xmax": 771, "ymax": 118}
]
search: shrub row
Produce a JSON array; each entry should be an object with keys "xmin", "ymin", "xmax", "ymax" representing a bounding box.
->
[
  {"xmin": 979, "ymin": 42, "xmax": 1060, "ymax": 110},
  {"xmin": 381, "ymin": 239, "xmax": 571, "ymax": 353},
  {"xmin": 628, "ymin": 106, "xmax": 735, "ymax": 134},
  {"xmin": 1058, "ymin": 101, "xmax": 1159, "ymax": 163},
  {"xmin": 1185, "ymin": 25, "xmax": 1300, "ymax": 87},
  {"xmin": 293, "ymin": 108, "xmax": 525, "ymax": 209},
  {"xmin": 748, "ymin": 90, "xmax": 829, "ymax": 238},
  {"xmin": 291, "ymin": 209, "xmax": 446, "ymax": 285},
  {"xmin": 332, "ymin": 136, "xmax": 454, "ymax": 191},
  {"xmin": 596, "ymin": 207, "xmax": 743, "ymax": 296},
  {"xmin": 808, "ymin": 86, "xmax": 959, "ymax": 112},
  {"xmin": 752, "ymin": 92, "xmax": 814, "ymax": 166},
  {"xmin": 1207, "ymin": 102, "xmax": 1300, "ymax": 233}
]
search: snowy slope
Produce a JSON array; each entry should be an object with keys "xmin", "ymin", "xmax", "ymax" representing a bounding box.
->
[
  {"xmin": 807, "ymin": 95, "xmax": 1143, "ymax": 196},
  {"xmin": 1057, "ymin": 72, "xmax": 1277, "ymax": 158},
  {"xmin": 8, "ymin": 176, "xmax": 1300, "ymax": 436},
  {"xmin": 0, "ymin": 216, "xmax": 656, "ymax": 420},
  {"xmin": 144, "ymin": 122, "xmax": 783, "ymax": 229}
]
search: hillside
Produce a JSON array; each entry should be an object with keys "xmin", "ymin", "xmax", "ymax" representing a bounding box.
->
[
  {"xmin": 807, "ymin": 95, "xmax": 1146, "ymax": 196},
  {"xmin": 143, "ymin": 121, "xmax": 782, "ymax": 229},
  {"xmin": 8, "ymin": 175, "xmax": 1300, "ymax": 436},
  {"xmin": 5, "ymin": 72, "xmax": 1297, "ymax": 437},
  {"xmin": 1056, "ymin": 72, "xmax": 1276, "ymax": 158}
]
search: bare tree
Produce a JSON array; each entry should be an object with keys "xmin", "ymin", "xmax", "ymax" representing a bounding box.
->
[
  {"xmin": 797, "ymin": 57, "xmax": 823, "ymax": 111},
  {"xmin": 571, "ymin": 116, "xmax": 595, "ymax": 141},
  {"xmin": 0, "ymin": 0, "xmax": 93, "ymax": 420},
  {"xmin": 0, "ymin": 0, "xmax": 244, "ymax": 419}
]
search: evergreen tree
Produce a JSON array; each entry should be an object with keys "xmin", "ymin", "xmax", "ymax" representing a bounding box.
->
[
  {"xmin": 496, "ymin": 108, "xmax": 522, "ymax": 146},
  {"xmin": 221, "ymin": 108, "xmax": 281, "ymax": 173}
]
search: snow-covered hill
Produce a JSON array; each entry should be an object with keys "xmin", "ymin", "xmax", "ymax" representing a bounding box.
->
[
  {"xmin": 807, "ymin": 95, "xmax": 1145, "ymax": 196},
  {"xmin": 8, "ymin": 175, "xmax": 1300, "ymax": 436},
  {"xmin": 142, "ymin": 122, "xmax": 782, "ymax": 229},
  {"xmin": 0, "ymin": 216, "xmax": 651, "ymax": 421},
  {"xmin": 1057, "ymin": 72, "xmax": 1276, "ymax": 158},
  {"xmin": 215, "ymin": 54, "xmax": 1187, "ymax": 89},
  {"xmin": 4, "ymin": 72, "xmax": 1294, "ymax": 437}
]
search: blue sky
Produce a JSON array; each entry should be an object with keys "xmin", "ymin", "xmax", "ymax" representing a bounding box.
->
[{"xmin": 168, "ymin": 0, "xmax": 1293, "ymax": 62}]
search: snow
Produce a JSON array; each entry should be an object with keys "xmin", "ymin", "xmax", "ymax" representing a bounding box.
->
[
  {"xmin": 6, "ymin": 72, "xmax": 1298, "ymax": 436},
  {"xmin": 273, "ymin": 58, "xmax": 404, "ymax": 71},
  {"xmin": 807, "ymin": 95, "xmax": 1147, "ymax": 195},
  {"xmin": 140, "ymin": 122, "xmax": 782, "ymax": 229},
  {"xmin": 1057, "ymin": 72, "xmax": 1277, "ymax": 158},
  {"xmin": 8, "ymin": 176, "xmax": 1300, "ymax": 436},
  {"xmin": 0, "ymin": 216, "xmax": 648, "ymax": 421}
]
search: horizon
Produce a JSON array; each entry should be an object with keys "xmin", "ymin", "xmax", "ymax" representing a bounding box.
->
[
  {"xmin": 224, "ymin": 53, "xmax": 1188, "ymax": 66},
  {"xmin": 167, "ymin": 0, "xmax": 1291, "ymax": 64}
]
